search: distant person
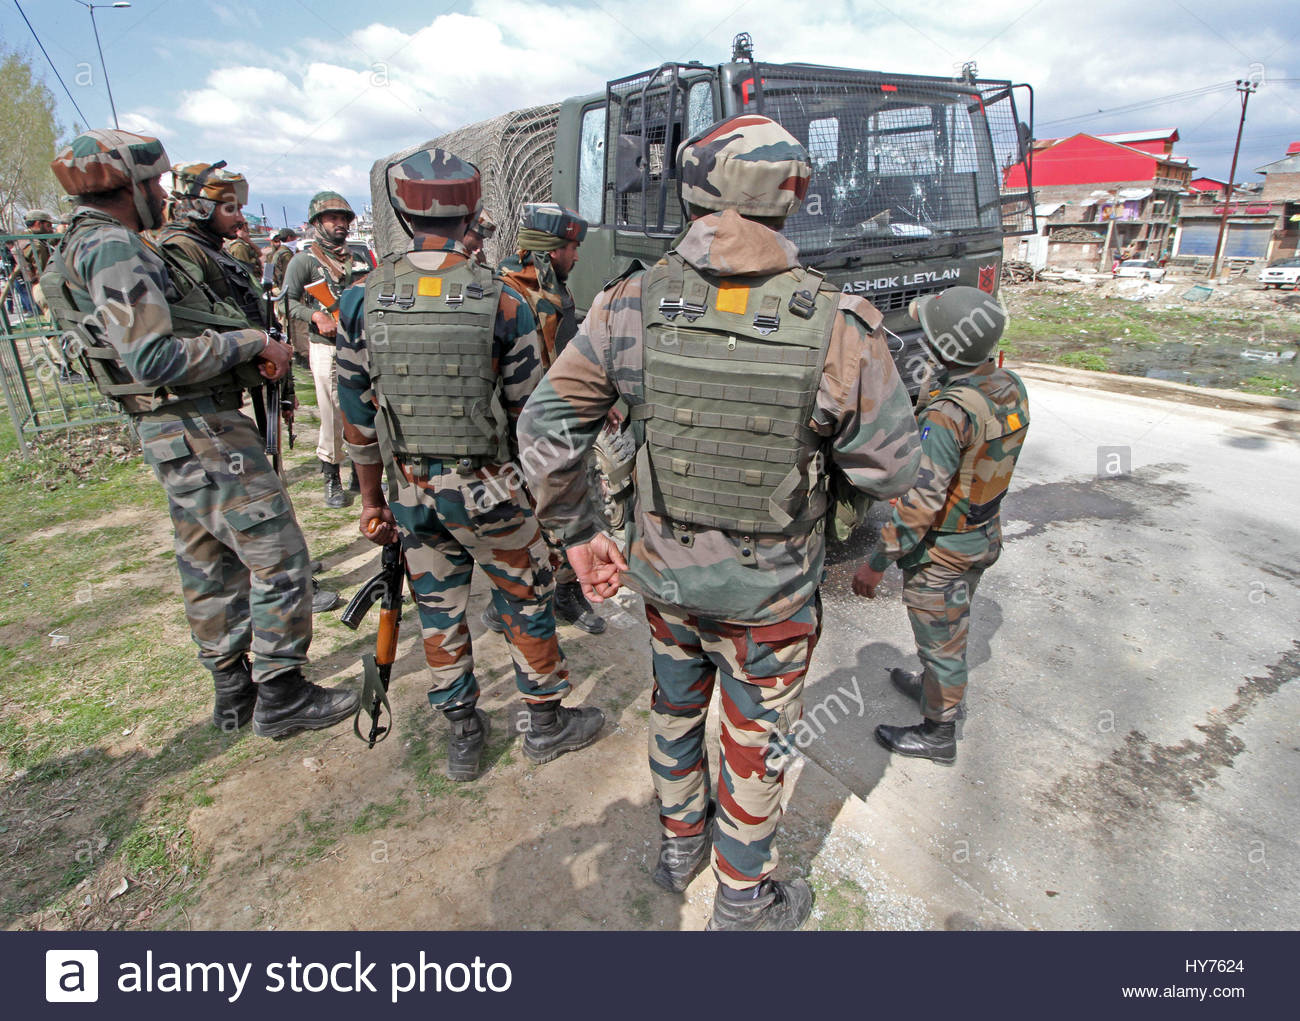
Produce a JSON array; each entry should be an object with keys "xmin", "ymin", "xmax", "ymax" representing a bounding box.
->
[{"xmin": 853, "ymin": 286, "xmax": 1030, "ymax": 765}]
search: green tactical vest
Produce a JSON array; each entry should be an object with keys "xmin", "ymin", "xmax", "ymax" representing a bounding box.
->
[
  {"xmin": 41, "ymin": 219, "xmax": 262, "ymax": 417},
  {"xmin": 930, "ymin": 369, "xmax": 1030, "ymax": 533},
  {"xmin": 364, "ymin": 254, "xmax": 508, "ymax": 465},
  {"xmin": 629, "ymin": 252, "xmax": 840, "ymax": 537}
]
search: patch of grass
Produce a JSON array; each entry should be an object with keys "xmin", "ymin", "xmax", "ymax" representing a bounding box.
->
[
  {"xmin": 1241, "ymin": 372, "xmax": 1294, "ymax": 395},
  {"xmin": 627, "ymin": 889, "xmax": 652, "ymax": 927},
  {"xmin": 350, "ymin": 794, "xmax": 408, "ymax": 834},
  {"xmin": 810, "ymin": 873, "xmax": 873, "ymax": 930},
  {"xmin": 1058, "ymin": 350, "xmax": 1110, "ymax": 372}
]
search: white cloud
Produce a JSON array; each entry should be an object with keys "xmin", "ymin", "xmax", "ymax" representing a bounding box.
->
[{"xmin": 117, "ymin": 111, "xmax": 169, "ymax": 137}]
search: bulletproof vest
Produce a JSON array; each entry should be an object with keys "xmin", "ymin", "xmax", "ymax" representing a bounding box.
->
[
  {"xmin": 156, "ymin": 225, "xmax": 267, "ymax": 328},
  {"xmin": 929, "ymin": 369, "xmax": 1030, "ymax": 533},
  {"xmin": 364, "ymin": 254, "xmax": 508, "ymax": 464},
  {"xmin": 42, "ymin": 216, "xmax": 260, "ymax": 416},
  {"xmin": 630, "ymin": 252, "xmax": 839, "ymax": 537}
]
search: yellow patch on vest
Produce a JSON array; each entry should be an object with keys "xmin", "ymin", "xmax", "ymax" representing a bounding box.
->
[
  {"xmin": 417, "ymin": 277, "xmax": 442, "ymax": 297},
  {"xmin": 715, "ymin": 283, "xmax": 749, "ymax": 315},
  {"xmin": 1007, "ymin": 412, "xmax": 1022, "ymax": 430}
]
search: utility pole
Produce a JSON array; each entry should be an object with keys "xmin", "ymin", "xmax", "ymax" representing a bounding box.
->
[{"xmin": 1209, "ymin": 75, "xmax": 1260, "ymax": 279}]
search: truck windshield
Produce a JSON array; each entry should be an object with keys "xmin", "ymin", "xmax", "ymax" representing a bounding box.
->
[{"xmin": 748, "ymin": 76, "xmax": 1005, "ymax": 257}]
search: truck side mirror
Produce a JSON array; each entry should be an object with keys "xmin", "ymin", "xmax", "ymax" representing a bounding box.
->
[{"xmin": 616, "ymin": 135, "xmax": 645, "ymax": 194}]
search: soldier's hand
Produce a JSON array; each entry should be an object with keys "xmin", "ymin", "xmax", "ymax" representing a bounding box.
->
[
  {"xmin": 312, "ymin": 310, "xmax": 338, "ymax": 338},
  {"xmin": 852, "ymin": 563, "xmax": 885, "ymax": 599},
  {"xmin": 257, "ymin": 336, "xmax": 292, "ymax": 380},
  {"xmin": 360, "ymin": 504, "xmax": 398, "ymax": 546},
  {"xmin": 567, "ymin": 533, "xmax": 628, "ymax": 603}
]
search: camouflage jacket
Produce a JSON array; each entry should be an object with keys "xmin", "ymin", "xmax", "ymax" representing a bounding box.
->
[
  {"xmin": 14, "ymin": 233, "xmax": 52, "ymax": 285},
  {"xmin": 517, "ymin": 211, "xmax": 922, "ymax": 624},
  {"xmin": 58, "ymin": 207, "xmax": 266, "ymax": 390},
  {"xmin": 868, "ymin": 363, "xmax": 1028, "ymax": 574},
  {"xmin": 335, "ymin": 235, "xmax": 547, "ymax": 473},
  {"xmin": 497, "ymin": 250, "xmax": 576, "ymax": 367},
  {"xmin": 225, "ymin": 237, "xmax": 262, "ymax": 270}
]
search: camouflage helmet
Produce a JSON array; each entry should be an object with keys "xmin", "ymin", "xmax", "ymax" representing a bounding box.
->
[
  {"xmin": 171, "ymin": 162, "xmax": 249, "ymax": 206},
  {"xmin": 23, "ymin": 208, "xmax": 57, "ymax": 226},
  {"xmin": 273, "ymin": 227, "xmax": 298, "ymax": 242},
  {"xmin": 386, "ymin": 148, "xmax": 481, "ymax": 221},
  {"xmin": 518, "ymin": 202, "xmax": 588, "ymax": 244},
  {"xmin": 677, "ymin": 114, "xmax": 811, "ymax": 218},
  {"xmin": 911, "ymin": 286, "xmax": 1007, "ymax": 367},
  {"xmin": 51, "ymin": 129, "xmax": 170, "ymax": 230},
  {"xmin": 307, "ymin": 190, "xmax": 355, "ymax": 224}
]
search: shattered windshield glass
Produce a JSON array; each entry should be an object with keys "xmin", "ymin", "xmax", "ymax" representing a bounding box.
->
[{"xmin": 750, "ymin": 79, "xmax": 1004, "ymax": 256}]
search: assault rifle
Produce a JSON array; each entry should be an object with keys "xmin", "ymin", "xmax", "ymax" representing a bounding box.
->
[
  {"xmin": 340, "ymin": 522, "xmax": 405, "ymax": 746},
  {"xmin": 258, "ymin": 203, "xmax": 294, "ymax": 471}
]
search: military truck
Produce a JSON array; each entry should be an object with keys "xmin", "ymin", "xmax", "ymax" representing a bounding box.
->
[{"xmin": 373, "ymin": 34, "xmax": 1036, "ymax": 392}]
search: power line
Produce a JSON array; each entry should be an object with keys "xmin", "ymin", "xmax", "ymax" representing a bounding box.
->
[
  {"xmin": 12, "ymin": 0, "xmax": 90, "ymax": 126},
  {"xmin": 1038, "ymin": 82, "xmax": 1235, "ymax": 128}
]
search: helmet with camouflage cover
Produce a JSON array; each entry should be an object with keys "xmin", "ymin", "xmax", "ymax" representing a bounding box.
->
[
  {"xmin": 23, "ymin": 208, "xmax": 57, "ymax": 227},
  {"xmin": 307, "ymin": 190, "xmax": 355, "ymax": 224},
  {"xmin": 171, "ymin": 162, "xmax": 249, "ymax": 206},
  {"xmin": 385, "ymin": 148, "xmax": 481, "ymax": 224},
  {"xmin": 50, "ymin": 128, "xmax": 171, "ymax": 229},
  {"xmin": 910, "ymin": 286, "xmax": 1007, "ymax": 367},
  {"xmin": 676, "ymin": 114, "xmax": 811, "ymax": 218},
  {"xmin": 517, "ymin": 202, "xmax": 587, "ymax": 248}
]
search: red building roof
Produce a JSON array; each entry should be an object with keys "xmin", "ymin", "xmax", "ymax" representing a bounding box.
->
[{"xmin": 1004, "ymin": 133, "xmax": 1187, "ymax": 189}]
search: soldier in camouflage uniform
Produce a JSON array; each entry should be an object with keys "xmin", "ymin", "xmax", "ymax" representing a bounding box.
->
[
  {"xmin": 853, "ymin": 286, "xmax": 1030, "ymax": 764},
  {"xmin": 482, "ymin": 203, "xmax": 605, "ymax": 635},
  {"xmin": 518, "ymin": 115, "xmax": 921, "ymax": 930},
  {"xmin": 41, "ymin": 129, "xmax": 357, "ymax": 738},
  {"xmin": 15, "ymin": 208, "xmax": 56, "ymax": 314},
  {"xmin": 283, "ymin": 191, "xmax": 360, "ymax": 508},
  {"xmin": 155, "ymin": 163, "xmax": 337, "ymax": 615},
  {"xmin": 225, "ymin": 223, "xmax": 263, "ymax": 276},
  {"xmin": 335, "ymin": 146, "xmax": 604, "ymax": 782},
  {"xmin": 267, "ymin": 228, "xmax": 298, "ymax": 291}
]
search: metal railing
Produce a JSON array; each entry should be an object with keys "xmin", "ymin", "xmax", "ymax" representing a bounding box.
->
[{"xmin": 2, "ymin": 232, "xmax": 124, "ymax": 457}]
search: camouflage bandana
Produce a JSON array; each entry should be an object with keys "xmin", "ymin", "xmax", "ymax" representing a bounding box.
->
[
  {"xmin": 410, "ymin": 235, "xmax": 460, "ymax": 254},
  {"xmin": 312, "ymin": 221, "xmax": 351, "ymax": 262}
]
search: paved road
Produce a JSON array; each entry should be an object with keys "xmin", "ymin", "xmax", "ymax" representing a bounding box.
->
[{"xmin": 799, "ymin": 375, "xmax": 1300, "ymax": 929}]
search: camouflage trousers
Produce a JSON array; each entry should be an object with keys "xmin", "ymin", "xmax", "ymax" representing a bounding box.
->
[
  {"xmin": 137, "ymin": 399, "xmax": 313, "ymax": 683},
  {"xmin": 645, "ymin": 597, "xmax": 821, "ymax": 891},
  {"xmin": 902, "ymin": 538, "xmax": 1002, "ymax": 723},
  {"xmin": 389, "ymin": 459, "xmax": 569, "ymax": 710}
]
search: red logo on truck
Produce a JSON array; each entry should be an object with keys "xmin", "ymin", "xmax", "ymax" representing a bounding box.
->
[{"xmin": 977, "ymin": 264, "xmax": 997, "ymax": 293}]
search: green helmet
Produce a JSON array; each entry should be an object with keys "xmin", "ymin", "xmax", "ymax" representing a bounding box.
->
[
  {"xmin": 911, "ymin": 286, "xmax": 1007, "ymax": 367},
  {"xmin": 23, "ymin": 208, "xmax": 56, "ymax": 226},
  {"xmin": 386, "ymin": 148, "xmax": 481, "ymax": 220},
  {"xmin": 677, "ymin": 114, "xmax": 811, "ymax": 218},
  {"xmin": 308, "ymin": 190, "xmax": 355, "ymax": 224}
]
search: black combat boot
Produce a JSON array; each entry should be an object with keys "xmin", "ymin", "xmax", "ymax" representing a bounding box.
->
[
  {"xmin": 522, "ymin": 701, "xmax": 605, "ymax": 764},
  {"xmin": 889, "ymin": 667, "xmax": 966, "ymax": 720},
  {"xmin": 211, "ymin": 654, "xmax": 256, "ymax": 731},
  {"xmin": 481, "ymin": 602, "xmax": 507, "ymax": 634},
  {"xmin": 347, "ymin": 464, "xmax": 361, "ymax": 493},
  {"xmin": 874, "ymin": 718, "xmax": 957, "ymax": 764},
  {"xmin": 311, "ymin": 577, "xmax": 340, "ymax": 613},
  {"xmin": 553, "ymin": 581, "xmax": 606, "ymax": 634},
  {"xmin": 321, "ymin": 460, "xmax": 347, "ymax": 508},
  {"xmin": 252, "ymin": 669, "xmax": 359, "ymax": 739},
  {"xmin": 706, "ymin": 878, "xmax": 814, "ymax": 931},
  {"xmin": 444, "ymin": 704, "xmax": 491, "ymax": 781},
  {"xmin": 653, "ymin": 801, "xmax": 717, "ymax": 893}
]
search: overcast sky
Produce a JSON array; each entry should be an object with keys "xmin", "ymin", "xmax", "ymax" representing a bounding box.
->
[{"xmin": 6, "ymin": 0, "xmax": 1298, "ymax": 225}]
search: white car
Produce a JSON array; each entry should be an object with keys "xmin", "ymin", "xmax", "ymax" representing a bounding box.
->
[
  {"xmin": 1114, "ymin": 259, "xmax": 1166, "ymax": 281},
  {"xmin": 1258, "ymin": 258, "xmax": 1300, "ymax": 288}
]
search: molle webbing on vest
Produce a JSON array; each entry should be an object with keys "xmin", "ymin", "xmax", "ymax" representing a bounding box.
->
[
  {"xmin": 631, "ymin": 252, "xmax": 838, "ymax": 537},
  {"xmin": 930, "ymin": 373, "xmax": 1029, "ymax": 533},
  {"xmin": 43, "ymin": 221, "xmax": 258, "ymax": 416},
  {"xmin": 364, "ymin": 255, "xmax": 506, "ymax": 462}
]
